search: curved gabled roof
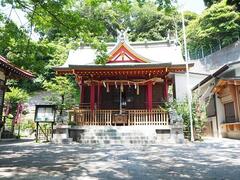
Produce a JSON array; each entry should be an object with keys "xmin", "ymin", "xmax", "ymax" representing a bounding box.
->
[
  {"xmin": 0, "ymin": 55, "xmax": 34, "ymax": 79},
  {"xmin": 107, "ymin": 40, "xmax": 150, "ymax": 63},
  {"xmin": 59, "ymin": 39, "xmax": 185, "ymax": 69}
]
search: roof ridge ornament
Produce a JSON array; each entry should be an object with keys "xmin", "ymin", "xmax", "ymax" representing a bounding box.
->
[{"xmin": 117, "ymin": 29, "xmax": 129, "ymax": 43}]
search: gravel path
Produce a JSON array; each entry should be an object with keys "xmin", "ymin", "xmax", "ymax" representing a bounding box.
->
[{"xmin": 0, "ymin": 138, "xmax": 240, "ymax": 179}]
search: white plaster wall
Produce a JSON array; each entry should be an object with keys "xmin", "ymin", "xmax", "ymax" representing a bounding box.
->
[
  {"xmin": 174, "ymin": 73, "xmax": 206, "ymax": 101},
  {"xmin": 215, "ymin": 96, "xmax": 225, "ymax": 138}
]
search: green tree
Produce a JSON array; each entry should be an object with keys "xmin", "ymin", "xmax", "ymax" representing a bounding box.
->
[
  {"xmin": 204, "ymin": 0, "xmax": 240, "ymax": 11},
  {"xmin": 129, "ymin": 1, "xmax": 180, "ymax": 41},
  {"xmin": 1, "ymin": 0, "xmax": 135, "ymax": 65},
  {"xmin": 43, "ymin": 76, "xmax": 79, "ymax": 116},
  {"xmin": 203, "ymin": 0, "xmax": 219, "ymax": 7},
  {"xmin": 183, "ymin": 11, "xmax": 198, "ymax": 26},
  {"xmin": 5, "ymin": 87, "xmax": 29, "ymax": 105},
  {"xmin": 0, "ymin": 16, "xmax": 71, "ymax": 91},
  {"xmin": 187, "ymin": 1, "xmax": 240, "ymax": 58}
]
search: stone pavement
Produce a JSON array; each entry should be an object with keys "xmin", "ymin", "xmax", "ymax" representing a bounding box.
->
[{"xmin": 0, "ymin": 138, "xmax": 240, "ymax": 179}]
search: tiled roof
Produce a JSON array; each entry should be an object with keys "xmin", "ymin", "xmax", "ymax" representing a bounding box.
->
[
  {"xmin": 58, "ymin": 39, "xmax": 185, "ymax": 69},
  {"xmin": 0, "ymin": 55, "xmax": 34, "ymax": 79}
]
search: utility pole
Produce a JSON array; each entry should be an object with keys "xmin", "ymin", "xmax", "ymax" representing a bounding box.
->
[{"xmin": 178, "ymin": 0, "xmax": 194, "ymax": 142}]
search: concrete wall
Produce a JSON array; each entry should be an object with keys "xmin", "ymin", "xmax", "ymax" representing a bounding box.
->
[{"xmin": 198, "ymin": 40, "xmax": 240, "ymax": 71}]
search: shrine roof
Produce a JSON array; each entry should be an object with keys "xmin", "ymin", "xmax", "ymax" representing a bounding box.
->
[
  {"xmin": 56, "ymin": 38, "xmax": 185, "ymax": 71},
  {"xmin": 68, "ymin": 62, "xmax": 190, "ymax": 69},
  {"xmin": 192, "ymin": 60, "xmax": 240, "ymax": 91},
  {"xmin": 0, "ymin": 55, "xmax": 34, "ymax": 79}
]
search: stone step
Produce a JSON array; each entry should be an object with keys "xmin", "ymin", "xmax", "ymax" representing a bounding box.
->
[
  {"xmin": 75, "ymin": 127, "xmax": 172, "ymax": 145},
  {"xmin": 82, "ymin": 130, "xmax": 157, "ymax": 134},
  {"xmin": 66, "ymin": 126, "xmax": 183, "ymax": 144},
  {"xmin": 52, "ymin": 138, "xmax": 73, "ymax": 144},
  {"xmin": 77, "ymin": 139, "xmax": 160, "ymax": 145},
  {"xmin": 80, "ymin": 136, "xmax": 155, "ymax": 140},
  {"xmin": 81, "ymin": 131, "xmax": 158, "ymax": 135},
  {"xmin": 85, "ymin": 133, "xmax": 153, "ymax": 136}
]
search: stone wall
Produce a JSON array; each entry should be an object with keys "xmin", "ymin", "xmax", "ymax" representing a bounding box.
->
[{"xmin": 24, "ymin": 91, "xmax": 53, "ymax": 121}]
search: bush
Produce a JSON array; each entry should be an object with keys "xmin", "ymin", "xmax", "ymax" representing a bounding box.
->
[
  {"xmin": 5, "ymin": 87, "xmax": 29, "ymax": 104},
  {"xmin": 20, "ymin": 119, "xmax": 35, "ymax": 131},
  {"xmin": 68, "ymin": 121, "xmax": 76, "ymax": 126},
  {"xmin": 166, "ymin": 94, "xmax": 207, "ymax": 140}
]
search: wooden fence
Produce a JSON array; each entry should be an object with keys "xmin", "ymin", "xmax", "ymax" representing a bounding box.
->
[{"xmin": 73, "ymin": 109, "xmax": 169, "ymax": 126}]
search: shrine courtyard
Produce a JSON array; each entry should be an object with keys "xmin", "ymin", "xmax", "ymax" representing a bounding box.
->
[{"xmin": 0, "ymin": 139, "xmax": 240, "ymax": 180}]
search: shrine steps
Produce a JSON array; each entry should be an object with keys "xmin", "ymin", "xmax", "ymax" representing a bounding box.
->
[
  {"xmin": 52, "ymin": 137, "xmax": 73, "ymax": 144},
  {"xmin": 67, "ymin": 126, "xmax": 184, "ymax": 144}
]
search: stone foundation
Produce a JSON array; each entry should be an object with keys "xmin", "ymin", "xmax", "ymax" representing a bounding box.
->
[{"xmin": 53, "ymin": 124, "xmax": 184, "ymax": 144}]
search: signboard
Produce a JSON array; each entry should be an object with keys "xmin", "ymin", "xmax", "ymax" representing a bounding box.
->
[{"xmin": 34, "ymin": 105, "xmax": 56, "ymax": 122}]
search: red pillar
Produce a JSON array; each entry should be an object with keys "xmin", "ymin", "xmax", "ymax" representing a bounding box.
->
[
  {"xmin": 97, "ymin": 82, "xmax": 101, "ymax": 109},
  {"xmin": 163, "ymin": 78, "xmax": 168, "ymax": 101},
  {"xmin": 147, "ymin": 81, "xmax": 152, "ymax": 111},
  {"xmin": 90, "ymin": 84, "xmax": 95, "ymax": 111}
]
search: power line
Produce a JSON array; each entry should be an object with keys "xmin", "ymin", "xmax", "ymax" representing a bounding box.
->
[
  {"xmin": 13, "ymin": 8, "xmax": 23, "ymax": 26},
  {"xmin": 7, "ymin": 5, "xmax": 13, "ymax": 21}
]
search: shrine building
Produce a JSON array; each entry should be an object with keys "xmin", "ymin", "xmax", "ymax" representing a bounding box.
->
[{"xmin": 54, "ymin": 32, "xmax": 193, "ymax": 143}]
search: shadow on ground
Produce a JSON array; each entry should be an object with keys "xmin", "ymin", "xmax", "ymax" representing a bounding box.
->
[{"xmin": 0, "ymin": 139, "xmax": 240, "ymax": 179}]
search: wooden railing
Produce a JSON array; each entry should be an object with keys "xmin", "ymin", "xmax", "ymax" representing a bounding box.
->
[
  {"xmin": 73, "ymin": 109, "xmax": 169, "ymax": 126},
  {"xmin": 128, "ymin": 109, "xmax": 169, "ymax": 126}
]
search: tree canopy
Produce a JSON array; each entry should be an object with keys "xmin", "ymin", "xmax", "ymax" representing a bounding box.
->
[
  {"xmin": 43, "ymin": 76, "xmax": 79, "ymax": 114},
  {"xmin": 129, "ymin": 1, "xmax": 180, "ymax": 41},
  {"xmin": 187, "ymin": 0, "xmax": 240, "ymax": 58},
  {"xmin": 0, "ymin": 0, "xmax": 182, "ymax": 92},
  {"xmin": 0, "ymin": 0, "xmax": 239, "ymax": 95},
  {"xmin": 204, "ymin": 0, "xmax": 240, "ymax": 11}
]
